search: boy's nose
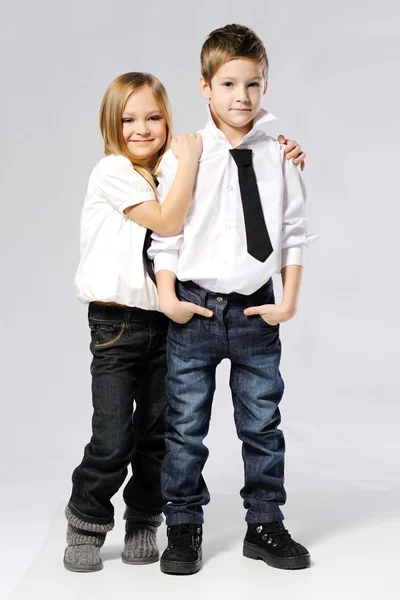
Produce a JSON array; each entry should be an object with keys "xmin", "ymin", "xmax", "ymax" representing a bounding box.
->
[{"xmin": 236, "ymin": 88, "xmax": 250, "ymax": 103}]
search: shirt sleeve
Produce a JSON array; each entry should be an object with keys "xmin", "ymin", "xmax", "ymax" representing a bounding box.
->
[
  {"xmin": 93, "ymin": 155, "xmax": 155, "ymax": 214},
  {"xmin": 148, "ymin": 231, "xmax": 184, "ymax": 275},
  {"xmin": 281, "ymin": 156, "xmax": 318, "ymax": 269},
  {"xmin": 148, "ymin": 150, "xmax": 182, "ymax": 275}
]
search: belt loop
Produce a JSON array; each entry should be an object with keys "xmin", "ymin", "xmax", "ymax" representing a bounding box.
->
[
  {"xmin": 244, "ymin": 294, "xmax": 253, "ymax": 308},
  {"xmin": 201, "ymin": 287, "xmax": 208, "ymax": 307}
]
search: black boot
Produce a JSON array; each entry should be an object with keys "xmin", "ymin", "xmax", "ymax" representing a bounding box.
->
[
  {"xmin": 243, "ymin": 522, "xmax": 311, "ymax": 570},
  {"xmin": 160, "ymin": 524, "xmax": 202, "ymax": 575}
]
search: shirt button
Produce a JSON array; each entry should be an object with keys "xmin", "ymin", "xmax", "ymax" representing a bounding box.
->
[
  {"xmin": 216, "ymin": 297, "xmax": 224, "ymax": 304},
  {"xmin": 229, "ymin": 186, "xmax": 234, "ymax": 192}
]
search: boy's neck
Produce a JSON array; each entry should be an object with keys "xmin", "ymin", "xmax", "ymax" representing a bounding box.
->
[{"xmin": 209, "ymin": 106, "xmax": 253, "ymax": 147}]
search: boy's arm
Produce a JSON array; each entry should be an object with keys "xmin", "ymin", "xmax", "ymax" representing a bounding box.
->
[
  {"xmin": 280, "ymin": 264, "xmax": 303, "ymax": 319},
  {"xmin": 244, "ymin": 157, "xmax": 317, "ymax": 325},
  {"xmin": 244, "ymin": 265, "xmax": 303, "ymax": 325},
  {"xmin": 146, "ymin": 151, "xmax": 185, "ymax": 280},
  {"xmin": 143, "ymin": 151, "xmax": 183, "ymax": 281},
  {"xmin": 156, "ymin": 270, "xmax": 213, "ymax": 323},
  {"xmin": 276, "ymin": 158, "xmax": 315, "ymax": 318},
  {"xmin": 280, "ymin": 158, "xmax": 317, "ymax": 269},
  {"xmin": 148, "ymin": 156, "xmax": 213, "ymax": 323}
]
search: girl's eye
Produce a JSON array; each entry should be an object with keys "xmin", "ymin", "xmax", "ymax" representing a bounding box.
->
[
  {"xmin": 149, "ymin": 116, "xmax": 161, "ymax": 121},
  {"xmin": 249, "ymin": 82, "xmax": 260, "ymax": 87},
  {"xmin": 122, "ymin": 118, "xmax": 133, "ymax": 123}
]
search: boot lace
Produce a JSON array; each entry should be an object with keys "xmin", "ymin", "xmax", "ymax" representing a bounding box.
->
[
  {"xmin": 256, "ymin": 522, "xmax": 292, "ymax": 548},
  {"xmin": 167, "ymin": 524, "xmax": 201, "ymax": 549}
]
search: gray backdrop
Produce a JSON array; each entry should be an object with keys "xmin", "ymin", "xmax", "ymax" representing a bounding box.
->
[{"xmin": 1, "ymin": 0, "xmax": 399, "ymax": 596}]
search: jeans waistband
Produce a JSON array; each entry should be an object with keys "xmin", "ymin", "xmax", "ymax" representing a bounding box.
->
[
  {"xmin": 178, "ymin": 279, "xmax": 273, "ymax": 306},
  {"xmin": 88, "ymin": 302, "xmax": 166, "ymax": 323}
]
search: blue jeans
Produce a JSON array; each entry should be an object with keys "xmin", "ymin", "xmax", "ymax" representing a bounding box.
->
[
  {"xmin": 69, "ymin": 303, "xmax": 169, "ymax": 524},
  {"xmin": 162, "ymin": 279, "xmax": 286, "ymax": 525}
]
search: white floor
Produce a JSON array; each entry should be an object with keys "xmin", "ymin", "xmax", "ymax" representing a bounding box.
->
[{"xmin": 3, "ymin": 458, "xmax": 400, "ymax": 600}]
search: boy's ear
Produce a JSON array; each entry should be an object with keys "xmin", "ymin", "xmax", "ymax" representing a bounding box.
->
[
  {"xmin": 263, "ymin": 79, "xmax": 268, "ymax": 95},
  {"xmin": 200, "ymin": 77, "xmax": 212, "ymax": 100}
]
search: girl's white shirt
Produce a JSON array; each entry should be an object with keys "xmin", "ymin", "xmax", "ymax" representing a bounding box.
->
[{"xmin": 75, "ymin": 154, "xmax": 160, "ymax": 310}]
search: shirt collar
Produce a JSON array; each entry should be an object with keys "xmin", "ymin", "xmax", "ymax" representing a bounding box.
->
[{"xmin": 205, "ymin": 104, "xmax": 277, "ymax": 145}]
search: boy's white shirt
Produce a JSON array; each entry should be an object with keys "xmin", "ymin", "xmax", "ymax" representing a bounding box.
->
[{"xmin": 148, "ymin": 106, "xmax": 317, "ymax": 296}]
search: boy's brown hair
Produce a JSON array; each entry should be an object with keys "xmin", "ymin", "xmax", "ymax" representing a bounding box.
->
[{"xmin": 200, "ymin": 24, "xmax": 269, "ymax": 85}]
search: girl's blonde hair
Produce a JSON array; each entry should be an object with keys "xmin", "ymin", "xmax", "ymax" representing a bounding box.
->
[{"xmin": 100, "ymin": 72, "xmax": 172, "ymax": 195}]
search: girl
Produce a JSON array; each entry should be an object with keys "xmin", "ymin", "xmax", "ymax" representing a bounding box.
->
[{"xmin": 64, "ymin": 72, "xmax": 205, "ymax": 572}]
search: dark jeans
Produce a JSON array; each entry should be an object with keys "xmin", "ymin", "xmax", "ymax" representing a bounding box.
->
[
  {"xmin": 69, "ymin": 303, "xmax": 169, "ymax": 525},
  {"xmin": 162, "ymin": 279, "xmax": 286, "ymax": 526}
]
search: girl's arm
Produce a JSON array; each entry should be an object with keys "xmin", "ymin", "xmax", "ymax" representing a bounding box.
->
[{"xmin": 124, "ymin": 134, "xmax": 202, "ymax": 236}]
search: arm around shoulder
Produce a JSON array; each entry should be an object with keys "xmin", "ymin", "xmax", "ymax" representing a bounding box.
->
[{"xmin": 125, "ymin": 133, "xmax": 202, "ymax": 236}]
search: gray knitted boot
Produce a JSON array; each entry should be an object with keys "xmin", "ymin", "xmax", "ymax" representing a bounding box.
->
[
  {"xmin": 121, "ymin": 507, "xmax": 163, "ymax": 565},
  {"xmin": 63, "ymin": 506, "xmax": 114, "ymax": 573}
]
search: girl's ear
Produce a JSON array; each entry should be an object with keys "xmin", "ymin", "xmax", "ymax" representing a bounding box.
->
[{"xmin": 200, "ymin": 77, "xmax": 212, "ymax": 100}]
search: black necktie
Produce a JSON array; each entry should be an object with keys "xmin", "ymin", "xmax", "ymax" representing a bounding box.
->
[
  {"xmin": 142, "ymin": 176, "xmax": 159, "ymax": 284},
  {"xmin": 229, "ymin": 148, "xmax": 273, "ymax": 262}
]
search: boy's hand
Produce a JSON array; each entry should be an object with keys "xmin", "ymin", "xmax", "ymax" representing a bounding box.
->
[
  {"xmin": 171, "ymin": 133, "xmax": 203, "ymax": 163},
  {"xmin": 277, "ymin": 134, "xmax": 306, "ymax": 171},
  {"xmin": 160, "ymin": 298, "xmax": 213, "ymax": 324},
  {"xmin": 243, "ymin": 303, "xmax": 296, "ymax": 326}
]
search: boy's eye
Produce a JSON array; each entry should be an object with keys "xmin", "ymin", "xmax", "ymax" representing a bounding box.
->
[
  {"xmin": 222, "ymin": 82, "xmax": 233, "ymax": 87},
  {"xmin": 249, "ymin": 82, "xmax": 260, "ymax": 87}
]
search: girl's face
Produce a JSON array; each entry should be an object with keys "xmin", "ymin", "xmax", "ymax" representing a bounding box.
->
[{"xmin": 122, "ymin": 86, "xmax": 167, "ymax": 162}]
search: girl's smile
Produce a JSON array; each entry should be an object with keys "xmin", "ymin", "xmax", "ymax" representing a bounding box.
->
[{"xmin": 122, "ymin": 85, "xmax": 167, "ymax": 162}]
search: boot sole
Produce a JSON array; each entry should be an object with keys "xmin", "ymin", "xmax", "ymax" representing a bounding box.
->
[
  {"xmin": 243, "ymin": 541, "xmax": 311, "ymax": 570},
  {"xmin": 121, "ymin": 552, "xmax": 159, "ymax": 565},
  {"xmin": 160, "ymin": 549, "xmax": 202, "ymax": 575},
  {"xmin": 63, "ymin": 559, "xmax": 103, "ymax": 573}
]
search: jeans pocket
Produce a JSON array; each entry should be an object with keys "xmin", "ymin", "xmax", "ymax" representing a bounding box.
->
[
  {"xmin": 174, "ymin": 287, "xmax": 203, "ymax": 326},
  {"xmin": 169, "ymin": 314, "xmax": 196, "ymax": 328},
  {"xmin": 177, "ymin": 288, "xmax": 196, "ymax": 305},
  {"xmin": 257, "ymin": 314, "xmax": 280, "ymax": 330},
  {"xmin": 89, "ymin": 319, "xmax": 125, "ymax": 348}
]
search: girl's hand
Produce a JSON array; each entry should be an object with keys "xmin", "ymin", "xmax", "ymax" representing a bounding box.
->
[
  {"xmin": 160, "ymin": 298, "xmax": 213, "ymax": 324},
  {"xmin": 171, "ymin": 133, "xmax": 203, "ymax": 162},
  {"xmin": 277, "ymin": 134, "xmax": 306, "ymax": 171},
  {"xmin": 243, "ymin": 303, "xmax": 296, "ymax": 326}
]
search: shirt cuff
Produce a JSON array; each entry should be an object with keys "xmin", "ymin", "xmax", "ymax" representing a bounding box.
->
[
  {"xmin": 154, "ymin": 252, "xmax": 179, "ymax": 275},
  {"xmin": 120, "ymin": 191, "xmax": 155, "ymax": 215},
  {"xmin": 281, "ymin": 246, "xmax": 304, "ymax": 268}
]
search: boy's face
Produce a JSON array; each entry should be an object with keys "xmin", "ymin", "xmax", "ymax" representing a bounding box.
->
[{"xmin": 200, "ymin": 58, "xmax": 267, "ymax": 133}]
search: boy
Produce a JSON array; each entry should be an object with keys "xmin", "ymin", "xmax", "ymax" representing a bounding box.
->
[{"xmin": 149, "ymin": 24, "xmax": 316, "ymax": 574}]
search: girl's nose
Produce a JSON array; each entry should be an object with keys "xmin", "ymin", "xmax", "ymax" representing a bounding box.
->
[{"xmin": 135, "ymin": 121, "xmax": 151, "ymax": 136}]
